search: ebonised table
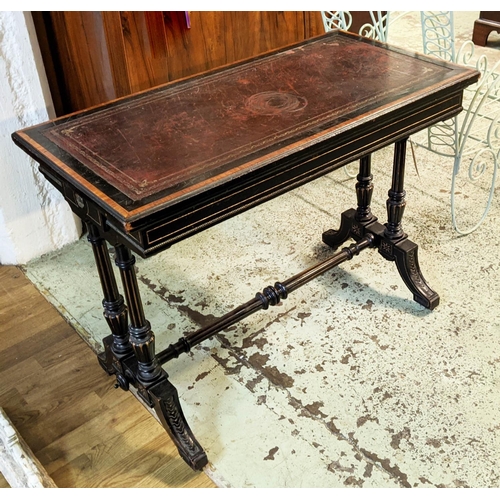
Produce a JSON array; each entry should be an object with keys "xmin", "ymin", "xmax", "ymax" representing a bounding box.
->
[{"xmin": 13, "ymin": 31, "xmax": 479, "ymax": 471}]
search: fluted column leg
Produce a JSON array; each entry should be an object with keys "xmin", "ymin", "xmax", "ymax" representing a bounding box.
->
[
  {"xmin": 377, "ymin": 138, "xmax": 439, "ymax": 309},
  {"xmin": 355, "ymin": 154, "xmax": 375, "ymax": 223},
  {"xmin": 384, "ymin": 139, "xmax": 407, "ymax": 240},
  {"xmin": 113, "ymin": 244, "xmax": 162, "ymax": 384},
  {"xmin": 111, "ymin": 245, "xmax": 207, "ymax": 469},
  {"xmin": 323, "ymin": 154, "xmax": 375, "ymax": 249},
  {"xmin": 87, "ymin": 223, "xmax": 132, "ymax": 373}
]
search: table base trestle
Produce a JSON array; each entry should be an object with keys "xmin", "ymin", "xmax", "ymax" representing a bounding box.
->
[{"xmin": 93, "ymin": 139, "xmax": 439, "ymax": 471}]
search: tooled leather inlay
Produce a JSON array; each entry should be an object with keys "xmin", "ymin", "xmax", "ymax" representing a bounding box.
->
[
  {"xmin": 44, "ymin": 35, "xmax": 450, "ymax": 202},
  {"xmin": 245, "ymin": 91, "xmax": 308, "ymax": 115}
]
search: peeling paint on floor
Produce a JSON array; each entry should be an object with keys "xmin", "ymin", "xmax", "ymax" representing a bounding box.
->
[{"xmin": 23, "ymin": 12, "xmax": 500, "ymax": 488}]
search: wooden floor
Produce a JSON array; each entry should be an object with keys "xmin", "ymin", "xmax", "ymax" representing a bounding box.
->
[{"xmin": 0, "ymin": 265, "xmax": 215, "ymax": 488}]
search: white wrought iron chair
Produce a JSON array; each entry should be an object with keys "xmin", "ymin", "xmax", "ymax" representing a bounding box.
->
[
  {"xmin": 322, "ymin": 11, "xmax": 500, "ymax": 234},
  {"xmin": 321, "ymin": 10, "xmax": 390, "ymax": 41}
]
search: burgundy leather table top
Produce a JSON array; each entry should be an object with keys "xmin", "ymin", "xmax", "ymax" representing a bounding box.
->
[
  {"xmin": 13, "ymin": 31, "xmax": 479, "ymax": 255},
  {"xmin": 41, "ymin": 33, "xmax": 453, "ymax": 202}
]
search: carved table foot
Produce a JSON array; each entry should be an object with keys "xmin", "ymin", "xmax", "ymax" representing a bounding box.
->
[
  {"xmin": 379, "ymin": 237, "xmax": 440, "ymax": 310},
  {"xmin": 98, "ymin": 349, "xmax": 208, "ymax": 471},
  {"xmin": 90, "ymin": 230, "xmax": 208, "ymax": 471},
  {"xmin": 149, "ymin": 377, "xmax": 208, "ymax": 471},
  {"xmin": 97, "ymin": 335, "xmax": 118, "ymax": 375},
  {"xmin": 324, "ymin": 140, "xmax": 439, "ymax": 310},
  {"xmin": 323, "ymin": 209, "xmax": 439, "ymax": 310},
  {"xmin": 322, "ymin": 209, "xmax": 357, "ymax": 250}
]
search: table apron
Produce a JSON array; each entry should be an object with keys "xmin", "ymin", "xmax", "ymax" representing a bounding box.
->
[{"xmin": 36, "ymin": 91, "xmax": 463, "ymax": 257}]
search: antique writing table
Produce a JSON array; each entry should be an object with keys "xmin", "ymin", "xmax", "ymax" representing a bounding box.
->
[{"xmin": 13, "ymin": 31, "xmax": 479, "ymax": 471}]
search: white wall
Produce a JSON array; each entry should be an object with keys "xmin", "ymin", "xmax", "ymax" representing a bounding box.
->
[{"xmin": 0, "ymin": 11, "xmax": 81, "ymax": 265}]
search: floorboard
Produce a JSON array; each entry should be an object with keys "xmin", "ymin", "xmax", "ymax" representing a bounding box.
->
[{"xmin": 0, "ymin": 265, "xmax": 215, "ymax": 488}]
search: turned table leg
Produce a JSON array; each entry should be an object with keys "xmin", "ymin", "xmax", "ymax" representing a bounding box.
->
[
  {"xmin": 87, "ymin": 223, "xmax": 132, "ymax": 374},
  {"xmin": 355, "ymin": 154, "xmax": 376, "ymax": 224},
  {"xmin": 322, "ymin": 140, "xmax": 439, "ymax": 309},
  {"xmin": 378, "ymin": 138, "xmax": 440, "ymax": 309},
  {"xmin": 88, "ymin": 233, "xmax": 208, "ymax": 470},
  {"xmin": 113, "ymin": 244, "xmax": 163, "ymax": 385},
  {"xmin": 322, "ymin": 154, "xmax": 375, "ymax": 249},
  {"xmin": 384, "ymin": 140, "xmax": 407, "ymax": 240}
]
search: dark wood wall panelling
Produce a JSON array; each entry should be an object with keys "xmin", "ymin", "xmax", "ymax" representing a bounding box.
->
[{"xmin": 32, "ymin": 11, "xmax": 326, "ymax": 116}]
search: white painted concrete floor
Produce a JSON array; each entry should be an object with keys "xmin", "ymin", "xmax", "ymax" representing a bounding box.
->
[{"xmin": 24, "ymin": 12, "xmax": 500, "ymax": 488}]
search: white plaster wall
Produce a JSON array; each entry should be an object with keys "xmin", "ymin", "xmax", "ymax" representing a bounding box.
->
[{"xmin": 0, "ymin": 11, "xmax": 81, "ymax": 265}]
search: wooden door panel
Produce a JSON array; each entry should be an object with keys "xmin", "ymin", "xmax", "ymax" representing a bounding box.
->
[
  {"xmin": 163, "ymin": 11, "xmax": 228, "ymax": 82},
  {"xmin": 224, "ymin": 11, "xmax": 305, "ymax": 63},
  {"xmin": 50, "ymin": 12, "xmax": 116, "ymax": 112},
  {"xmin": 102, "ymin": 12, "xmax": 131, "ymax": 99},
  {"xmin": 33, "ymin": 11, "xmax": 327, "ymax": 115},
  {"xmin": 121, "ymin": 11, "xmax": 171, "ymax": 93}
]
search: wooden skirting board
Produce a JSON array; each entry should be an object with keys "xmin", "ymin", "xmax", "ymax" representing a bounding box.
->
[{"xmin": 0, "ymin": 407, "xmax": 57, "ymax": 488}]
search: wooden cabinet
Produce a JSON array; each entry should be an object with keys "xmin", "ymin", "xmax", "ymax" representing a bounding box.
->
[
  {"xmin": 472, "ymin": 11, "xmax": 500, "ymax": 47},
  {"xmin": 32, "ymin": 11, "xmax": 325, "ymax": 116}
]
